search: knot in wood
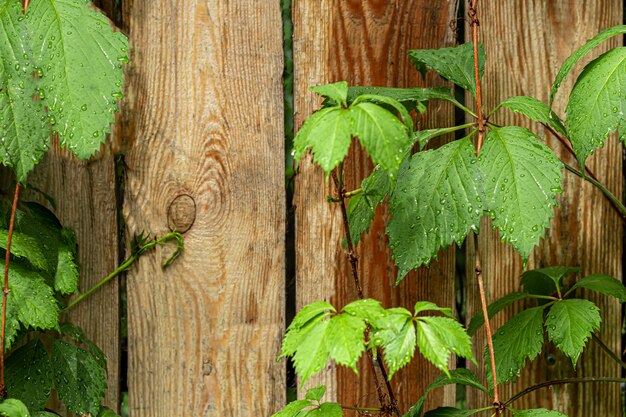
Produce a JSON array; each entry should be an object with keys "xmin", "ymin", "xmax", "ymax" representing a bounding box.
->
[{"xmin": 167, "ymin": 194, "xmax": 196, "ymax": 233}]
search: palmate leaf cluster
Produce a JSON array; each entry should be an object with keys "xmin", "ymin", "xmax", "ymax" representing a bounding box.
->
[{"xmin": 0, "ymin": 201, "xmax": 112, "ymax": 417}]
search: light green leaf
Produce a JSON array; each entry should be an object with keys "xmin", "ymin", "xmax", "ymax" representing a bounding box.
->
[
  {"xmin": 513, "ymin": 409, "xmax": 568, "ymax": 417},
  {"xmin": 0, "ymin": 399, "xmax": 30, "ymax": 417},
  {"xmin": 545, "ymin": 299, "xmax": 600, "ymax": 367},
  {"xmin": 326, "ymin": 313, "xmax": 366, "ymax": 372},
  {"xmin": 416, "ymin": 317, "xmax": 474, "ymax": 376},
  {"xmin": 388, "ymin": 137, "xmax": 483, "ymax": 281},
  {"xmin": 316, "ymin": 403, "xmax": 342, "ymax": 417},
  {"xmin": 353, "ymin": 94, "xmax": 414, "ymax": 134},
  {"xmin": 271, "ymin": 400, "xmax": 313, "ymax": 417},
  {"xmin": 287, "ymin": 301, "xmax": 335, "ymax": 331},
  {"xmin": 342, "ymin": 298, "xmax": 386, "ymax": 327},
  {"xmin": 28, "ymin": 0, "xmax": 128, "ymax": 159},
  {"xmin": 480, "ymin": 127, "xmax": 563, "ymax": 262},
  {"xmin": 310, "ymin": 82, "xmax": 348, "ymax": 106},
  {"xmin": 97, "ymin": 407, "xmax": 121, "ymax": 417},
  {"xmin": 293, "ymin": 107, "xmax": 352, "ymax": 175},
  {"xmin": 569, "ymin": 274, "xmax": 626, "ymax": 302},
  {"xmin": 350, "ymin": 101, "xmax": 410, "ymax": 175},
  {"xmin": 489, "ymin": 306, "xmax": 545, "ymax": 385},
  {"xmin": 413, "ymin": 301, "xmax": 453, "ymax": 318},
  {"xmin": 280, "ymin": 308, "xmax": 332, "ymax": 361},
  {"xmin": 467, "ymin": 292, "xmax": 531, "ymax": 336},
  {"xmin": 293, "ymin": 319, "xmax": 331, "ymax": 387},
  {"xmin": 424, "ymin": 408, "xmax": 482, "ymax": 417},
  {"xmin": 497, "ymin": 96, "xmax": 568, "ymax": 137},
  {"xmin": 376, "ymin": 312, "xmax": 416, "ymax": 378},
  {"xmin": 521, "ymin": 266, "xmax": 580, "ymax": 296},
  {"xmin": 51, "ymin": 339, "xmax": 107, "ymax": 416},
  {"xmin": 551, "ymin": 25, "xmax": 626, "ymax": 105},
  {"xmin": 409, "ymin": 42, "xmax": 485, "ymax": 96},
  {"xmin": 565, "ymin": 47, "xmax": 626, "ymax": 167},
  {"xmin": 305, "ymin": 385, "xmax": 326, "ymax": 402},
  {"xmin": 403, "ymin": 368, "xmax": 488, "ymax": 417},
  {"xmin": 6, "ymin": 339, "xmax": 53, "ymax": 412},
  {"xmin": 346, "ymin": 165, "xmax": 392, "ymax": 246}
]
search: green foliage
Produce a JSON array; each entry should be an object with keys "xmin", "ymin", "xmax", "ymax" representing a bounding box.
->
[
  {"xmin": 5, "ymin": 339, "xmax": 53, "ymax": 411},
  {"xmin": 423, "ymin": 408, "xmax": 481, "ymax": 417},
  {"xmin": 496, "ymin": 96, "xmax": 567, "ymax": 137},
  {"xmin": 0, "ymin": 399, "xmax": 30, "ymax": 417},
  {"xmin": 467, "ymin": 292, "xmax": 530, "ymax": 336},
  {"xmin": 409, "ymin": 42, "xmax": 485, "ymax": 96},
  {"xmin": 271, "ymin": 385, "xmax": 343, "ymax": 417},
  {"xmin": 520, "ymin": 266, "xmax": 580, "ymax": 297},
  {"xmin": 0, "ymin": 0, "xmax": 128, "ymax": 182},
  {"xmin": 512, "ymin": 409, "xmax": 568, "ymax": 417},
  {"xmin": 568, "ymin": 274, "xmax": 626, "ymax": 302},
  {"xmin": 479, "ymin": 126, "xmax": 563, "ymax": 262}
]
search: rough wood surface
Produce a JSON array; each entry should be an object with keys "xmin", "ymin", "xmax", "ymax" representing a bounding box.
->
[
  {"xmin": 465, "ymin": 1, "xmax": 623, "ymax": 414},
  {"xmin": 122, "ymin": 1, "xmax": 285, "ymax": 416},
  {"xmin": 293, "ymin": 0, "xmax": 460, "ymax": 413}
]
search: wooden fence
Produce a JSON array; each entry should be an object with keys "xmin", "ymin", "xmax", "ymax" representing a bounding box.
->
[{"xmin": 17, "ymin": 0, "xmax": 624, "ymax": 416}]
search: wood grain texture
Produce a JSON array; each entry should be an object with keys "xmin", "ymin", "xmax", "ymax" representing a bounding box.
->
[
  {"xmin": 465, "ymin": 1, "xmax": 623, "ymax": 414},
  {"xmin": 293, "ymin": 0, "xmax": 460, "ymax": 413},
  {"xmin": 122, "ymin": 1, "xmax": 285, "ymax": 416}
]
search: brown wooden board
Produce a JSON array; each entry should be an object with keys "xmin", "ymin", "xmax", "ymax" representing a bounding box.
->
[
  {"xmin": 293, "ymin": 1, "xmax": 460, "ymax": 413},
  {"xmin": 122, "ymin": 1, "xmax": 285, "ymax": 416},
  {"xmin": 465, "ymin": 1, "xmax": 623, "ymax": 415}
]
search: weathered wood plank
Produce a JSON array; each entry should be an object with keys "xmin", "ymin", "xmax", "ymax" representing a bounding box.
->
[
  {"xmin": 293, "ymin": 0, "xmax": 459, "ymax": 413},
  {"xmin": 122, "ymin": 1, "xmax": 285, "ymax": 416},
  {"xmin": 465, "ymin": 1, "xmax": 623, "ymax": 414}
]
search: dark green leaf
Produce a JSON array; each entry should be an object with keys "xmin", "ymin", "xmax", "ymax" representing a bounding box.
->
[
  {"xmin": 403, "ymin": 369, "xmax": 488, "ymax": 417},
  {"xmin": 388, "ymin": 137, "xmax": 483, "ymax": 281},
  {"xmin": 409, "ymin": 43, "xmax": 485, "ymax": 96},
  {"xmin": 497, "ymin": 96, "xmax": 568, "ymax": 137},
  {"xmin": 6, "ymin": 339, "xmax": 53, "ymax": 412},
  {"xmin": 347, "ymin": 165, "xmax": 392, "ymax": 246},
  {"xmin": 350, "ymin": 101, "xmax": 410, "ymax": 175},
  {"xmin": 271, "ymin": 400, "xmax": 313, "ymax": 417},
  {"xmin": 353, "ymin": 94, "xmax": 414, "ymax": 134},
  {"xmin": 521, "ymin": 266, "xmax": 580, "ymax": 296},
  {"xmin": 310, "ymin": 82, "xmax": 348, "ymax": 106},
  {"xmin": 467, "ymin": 292, "xmax": 531, "ymax": 336},
  {"xmin": 489, "ymin": 306, "xmax": 545, "ymax": 385},
  {"xmin": 412, "ymin": 127, "xmax": 461, "ymax": 150},
  {"xmin": 32, "ymin": 412, "xmax": 60, "ymax": 417},
  {"xmin": 545, "ymin": 299, "xmax": 600, "ymax": 366},
  {"xmin": 480, "ymin": 127, "xmax": 563, "ymax": 262},
  {"xmin": 565, "ymin": 47, "xmax": 626, "ymax": 167},
  {"xmin": 326, "ymin": 313, "xmax": 366, "ymax": 372},
  {"xmin": 97, "ymin": 407, "xmax": 121, "ymax": 417},
  {"xmin": 424, "ymin": 408, "xmax": 481, "ymax": 417},
  {"xmin": 413, "ymin": 301, "xmax": 453, "ymax": 318},
  {"xmin": 513, "ymin": 409, "xmax": 568, "ymax": 417},
  {"xmin": 0, "ymin": 399, "xmax": 30, "ymax": 417},
  {"xmin": 51, "ymin": 339, "xmax": 106, "ymax": 416},
  {"xmin": 293, "ymin": 107, "xmax": 352, "ymax": 176},
  {"xmin": 416, "ymin": 317, "xmax": 474, "ymax": 375},
  {"xmin": 0, "ymin": 230, "xmax": 48, "ymax": 271},
  {"xmin": 59, "ymin": 322, "xmax": 107, "ymax": 370},
  {"xmin": 551, "ymin": 25, "xmax": 626, "ymax": 105},
  {"xmin": 569, "ymin": 274, "xmax": 626, "ymax": 302},
  {"xmin": 339, "ymin": 86, "xmax": 454, "ymax": 112},
  {"xmin": 305, "ymin": 385, "xmax": 326, "ymax": 402}
]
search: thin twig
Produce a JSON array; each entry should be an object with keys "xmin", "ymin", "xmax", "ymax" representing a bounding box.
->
[
  {"xmin": 469, "ymin": 0, "xmax": 485, "ymax": 155},
  {"xmin": 505, "ymin": 377, "xmax": 626, "ymax": 406},
  {"xmin": 331, "ymin": 169, "xmax": 400, "ymax": 417},
  {"xmin": 591, "ymin": 333, "xmax": 626, "ymax": 371},
  {"xmin": 0, "ymin": 183, "xmax": 20, "ymax": 398}
]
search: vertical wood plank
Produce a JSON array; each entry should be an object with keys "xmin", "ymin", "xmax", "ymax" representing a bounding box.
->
[
  {"xmin": 465, "ymin": 1, "xmax": 623, "ymax": 415},
  {"xmin": 122, "ymin": 1, "xmax": 285, "ymax": 416},
  {"xmin": 293, "ymin": 0, "xmax": 459, "ymax": 412}
]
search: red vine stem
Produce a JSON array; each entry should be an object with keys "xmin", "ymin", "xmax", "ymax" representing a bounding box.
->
[
  {"xmin": 0, "ymin": 183, "xmax": 21, "ymax": 398},
  {"xmin": 469, "ymin": 0, "xmax": 501, "ymax": 411},
  {"xmin": 23, "ymin": 0, "xmax": 29, "ymax": 14}
]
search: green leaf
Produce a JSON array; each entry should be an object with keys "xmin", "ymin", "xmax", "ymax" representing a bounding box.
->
[
  {"xmin": 413, "ymin": 301, "xmax": 453, "ymax": 318},
  {"xmin": 51, "ymin": 339, "xmax": 106, "ymax": 416},
  {"xmin": 97, "ymin": 407, "xmax": 121, "ymax": 417},
  {"xmin": 310, "ymin": 82, "xmax": 348, "ymax": 106},
  {"xmin": 349, "ymin": 101, "xmax": 410, "ymax": 174},
  {"xmin": 28, "ymin": 0, "xmax": 128, "ymax": 159},
  {"xmin": 271, "ymin": 400, "xmax": 313, "ymax": 417},
  {"xmin": 409, "ymin": 42, "xmax": 485, "ymax": 96},
  {"xmin": 0, "ymin": 0, "xmax": 49, "ymax": 182},
  {"xmin": 342, "ymin": 298, "xmax": 386, "ymax": 325},
  {"xmin": 0, "ymin": 399, "xmax": 30, "ymax": 417},
  {"xmin": 403, "ymin": 368, "xmax": 488, "ymax": 417},
  {"xmin": 412, "ymin": 126, "xmax": 463, "ymax": 150},
  {"xmin": 287, "ymin": 301, "xmax": 335, "ymax": 331},
  {"xmin": 326, "ymin": 313, "xmax": 366, "ymax": 372},
  {"xmin": 346, "ymin": 165, "xmax": 392, "ymax": 246},
  {"xmin": 489, "ymin": 306, "xmax": 545, "ymax": 385},
  {"xmin": 6, "ymin": 339, "xmax": 53, "ymax": 412},
  {"xmin": 480, "ymin": 127, "xmax": 563, "ymax": 262},
  {"xmin": 371, "ymin": 308, "xmax": 415, "ymax": 378},
  {"xmin": 353, "ymin": 94, "xmax": 414, "ymax": 134},
  {"xmin": 565, "ymin": 47, "xmax": 626, "ymax": 167},
  {"xmin": 416, "ymin": 317, "xmax": 474, "ymax": 376},
  {"xmin": 280, "ymin": 309, "xmax": 331, "ymax": 361},
  {"xmin": 388, "ymin": 137, "xmax": 483, "ymax": 281},
  {"xmin": 545, "ymin": 299, "xmax": 600, "ymax": 367},
  {"xmin": 0, "ymin": 230, "xmax": 48, "ymax": 271},
  {"xmin": 59, "ymin": 322, "xmax": 107, "ymax": 370},
  {"xmin": 521, "ymin": 266, "xmax": 580, "ymax": 296},
  {"xmin": 497, "ymin": 96, "xmax": 568, "ymax": 137},
  {"xmin": 513, "ymin": 409, "xmax": 568, "ymax": 417},
  {"xmin": 293, "ymin": 318, "xmax": 330, "ymax": 387},
  {"xmin": 305, "ymin": 385, "xmax": 326, "ymax": 402},
  {"xmin": 467, "ymin": 292, "xmax": 531, "ymax": 336},
  {"xmin": 339, "ymin": 86, "xmax": 454, "ymax": 112},
  {"xmin": 551, "ymin": 25, "xmax": 626, "ymax": 105},
  {"xmin": 54, "ymin": 243, "xmax": 79, "ymax": 294},
  {"xmin": 32, "ymin": 413, "xmax": 60, "ymax": 417},
  {"xmin": 569, "ymin": 274, "xmax": 626, "ymax": 302},
  {"xmin": 293, "ymin": 107, "xmax": 352, "ymax": 176},
  {"xmin": 423, "ymin": 408, "xmax": 481, "ymax": 417},
  {"xmin": 315, "ymin": 403, "xmax": 342, "ymax": 417}
]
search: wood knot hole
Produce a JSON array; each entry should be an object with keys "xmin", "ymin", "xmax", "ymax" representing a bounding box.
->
[{"xmin": 167, "ymin": 194, "xmax": 196, "ymax": 233}]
